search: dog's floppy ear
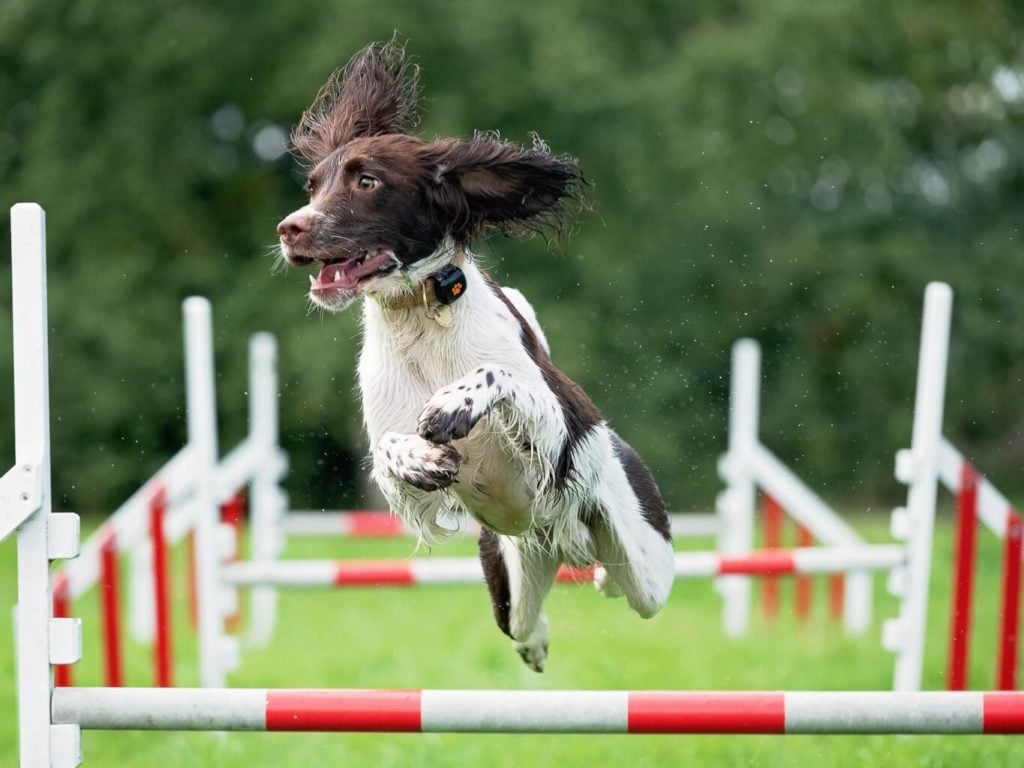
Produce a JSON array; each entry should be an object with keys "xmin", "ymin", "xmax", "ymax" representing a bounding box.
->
[
  {"xmin": 427, "ymin": 133, "xmax": 583, "ymax": 244},
  {"xmin": 292, "ymin": 39, "xmax": 420, "ymax": 164}
]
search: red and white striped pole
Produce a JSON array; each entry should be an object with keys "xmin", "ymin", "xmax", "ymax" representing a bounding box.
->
[
  {"xmin": 220, "ymin": 545, "xmax": 905, "ymax": 589},
  {"xmin": 51, "ymin": 687, "xmax": 1024, "ymax": 734},
  {"xmin": 997, "ymin": 508, "xmax": 1023, "ymax": 691},
  {"xmin": 98, "ymin": 527, "xmax": 123, "ymax": 687},
  {"xmin": 149, "ymin": 486, "xmax": 173, "ymax": 688},
  {"xmin": 948, "ymin": 462, "xmax": 979, "ymax": 691}
]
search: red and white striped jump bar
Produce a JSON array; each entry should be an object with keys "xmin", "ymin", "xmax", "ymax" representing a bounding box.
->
[
  {"xmin": 282, "ymin": 510, "xmax": 720, "ymax": 539},
  {"xmin": 220, "ymin": 545, "xmax": 905, "ymax": 588},
  {"xmin": 52, "ymin": 688, "xmax": 1024, "ymax": 734}
]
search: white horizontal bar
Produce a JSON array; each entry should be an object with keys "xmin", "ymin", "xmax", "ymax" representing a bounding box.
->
[
  {"xmin": 674, "ymin": 551, "xmax": 720, "ymax": 576},
  {"xmin": 422, "ymin": 690, "xmax": 628, "ymax": 732},
  {"xmin": 410, "ymin": 558, "xmax": 484, "ymax": 583},
  {"xmin": 222, "ymin": 560, "xmax": 339, "ymax": 586},
  {"xmin": 792, "ymin": 545, "xmax": 905, "ymax": 573},
  {"xmin": 669, "ymin": 513, "xmax": 719, "ymax": 537},
  {"xmin": 52, "ymin": 687, "xmax": 265, "ymax": 730},
  {"xmin": 785, "ymin": 691, "xmax": 982, "ymax": 733}
]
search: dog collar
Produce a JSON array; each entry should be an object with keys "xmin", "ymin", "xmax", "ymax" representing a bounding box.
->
[{"xmin": 379, "ymin": 250, "xmax": 467, "ymax": 327}]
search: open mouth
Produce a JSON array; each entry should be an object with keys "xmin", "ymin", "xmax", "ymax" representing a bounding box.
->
[{"xmin": 309, "ymin": 248, "xmax": 399, "ymax": 296}]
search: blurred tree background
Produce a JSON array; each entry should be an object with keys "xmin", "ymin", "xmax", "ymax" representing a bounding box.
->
[{"xmin": 0, "ymin": 0, "xmax": 1021, "ymax": 515}]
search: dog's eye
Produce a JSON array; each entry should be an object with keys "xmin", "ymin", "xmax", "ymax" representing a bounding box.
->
[
  {"xmin": 305, "ymin": 178, "xmax": 319, "ymax": 196},
  {"xmin": 358, "ymin": 174, "xmax": 380, "ymax": 191}
]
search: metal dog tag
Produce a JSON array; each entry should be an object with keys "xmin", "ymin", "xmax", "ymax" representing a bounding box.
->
[{"xmin": 429, "ymin": 304, "xmax": 455, "ymax": 328}]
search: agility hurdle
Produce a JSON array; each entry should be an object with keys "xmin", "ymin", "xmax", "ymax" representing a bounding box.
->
[
  {"xmin": 716, "ymin": 339, "xmax": 875, "ymax": 638},
  {"xmin": 883, "ymin": 282, "xmax": 1023, "ymax": 693},
  {"xmin": 48, "ymin": 687, "xmax": 1024, "ymax": 734},
  {"xmin": 50, "ymin": 300, "xmax": 288, "ymax": 690}
]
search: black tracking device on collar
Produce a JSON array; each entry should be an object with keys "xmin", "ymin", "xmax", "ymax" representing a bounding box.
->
[{"xmin": 432, "ymin": 264, "xmax": 467, "ymax": 305}]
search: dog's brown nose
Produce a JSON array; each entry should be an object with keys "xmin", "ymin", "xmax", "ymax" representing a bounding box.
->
[{"xmin": 276, "ymin": 211, "xmax": 313, "ymax": 244}]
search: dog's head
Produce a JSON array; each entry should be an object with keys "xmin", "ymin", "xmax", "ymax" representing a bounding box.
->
[{"xmin": 276, "ymin": 40, "xmax": 582, "ymax": 311}]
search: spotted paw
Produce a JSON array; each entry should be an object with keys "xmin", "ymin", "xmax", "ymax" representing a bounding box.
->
[
  {"xmin": 418, "ymin": 368, "xmax": 504, "ymax": 443},
  {"xmin": 377, "ymin": 433, "xmax": 462, "ymax": 492},
  {"xmin": 418, "ymin": 400, "xmax": 478, "ymax": 443}
]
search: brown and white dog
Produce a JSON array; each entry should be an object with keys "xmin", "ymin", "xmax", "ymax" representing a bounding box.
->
[{"xmin": 276, "ymin": 41, "xmax": 674, "ymax": 671}]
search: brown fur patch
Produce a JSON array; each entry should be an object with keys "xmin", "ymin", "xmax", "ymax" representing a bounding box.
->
[
  {"xmin": 482, "ymin": 274, "xmax": 603, "ymax": 488},
  {"xmin": 478, "ymin": 528, "xmax": 512, "ymax": 637},
  {"xmin": 608, "ymin": 431, "xmax": 671, "ymax": 541}
]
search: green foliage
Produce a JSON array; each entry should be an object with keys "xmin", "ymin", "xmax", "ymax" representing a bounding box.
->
[{"xmin": 0, "ymin": 0, "xmax": 1022, "ymax": 512}]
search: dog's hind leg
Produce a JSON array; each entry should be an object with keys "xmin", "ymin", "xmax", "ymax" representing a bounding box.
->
[
  {"xmin": 591, "ymin": 512, "xmax": 674, "ymax": 618},
  {"xmin": 478, "ymin": 528, "xmax": 512, "ymax": 636},
  {"xmin": 479, "ymin": 528, "xmax": 559, "ymax": 672},
  {"xmin": 585, "ymin": 429, "xmax": 675, "ymax": 618}
]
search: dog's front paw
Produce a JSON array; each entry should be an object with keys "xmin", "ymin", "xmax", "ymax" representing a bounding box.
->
[
  {"xmin": 378, "ymin": 433, "xmax": 462, "ymax": 492},
  {"xmin": 417, "ymin": 376, "xmax": 497, "ymax": 443}
]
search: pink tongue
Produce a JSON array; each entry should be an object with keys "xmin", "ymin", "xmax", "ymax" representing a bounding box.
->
[{"xmin": 317, "ymin": 250, "xmax": 396, "ymax": 288}]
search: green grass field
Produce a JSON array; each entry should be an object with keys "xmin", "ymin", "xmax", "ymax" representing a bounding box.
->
[{"xmin": 1, "ymin": 514, "xmax": 1021, "ymax": 766}]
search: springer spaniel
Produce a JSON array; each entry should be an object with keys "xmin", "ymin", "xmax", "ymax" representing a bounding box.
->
[{"xmin": 276, "ymin": 41, "xmax": 674, "ymax": 671}]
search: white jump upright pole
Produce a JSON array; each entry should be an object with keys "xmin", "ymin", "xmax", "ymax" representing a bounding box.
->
[
  {"xmin": 184, "ymin": 297, "xmax": 234, "ymax": 687},
  {"xmin": 246, "ymin": 332, "xmax": 289, "ymax": 646},
  {"xmin": 887, "ymin": 282, "xmax": 953, "ymax": 692},
  {"xmin": 6, "ymin": 204, "xmax": 82, "ymax": 766},
  {"xmin": 717, "ymin": 339, "xmax": 759, "ymax": 636}
]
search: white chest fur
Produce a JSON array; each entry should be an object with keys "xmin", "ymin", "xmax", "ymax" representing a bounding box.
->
[{"xmin": 356, "ymin": 260, "xmax": 555, "ymax": 534}]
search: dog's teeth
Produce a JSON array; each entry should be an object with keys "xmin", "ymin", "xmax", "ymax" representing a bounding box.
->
[
  {"xmin": 334, "ymin": 269, "xmax": 341, "ymax": 282},
  {"xmin": 309, "ymin": 274, "xmax": 316, "ymax": 287}
]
